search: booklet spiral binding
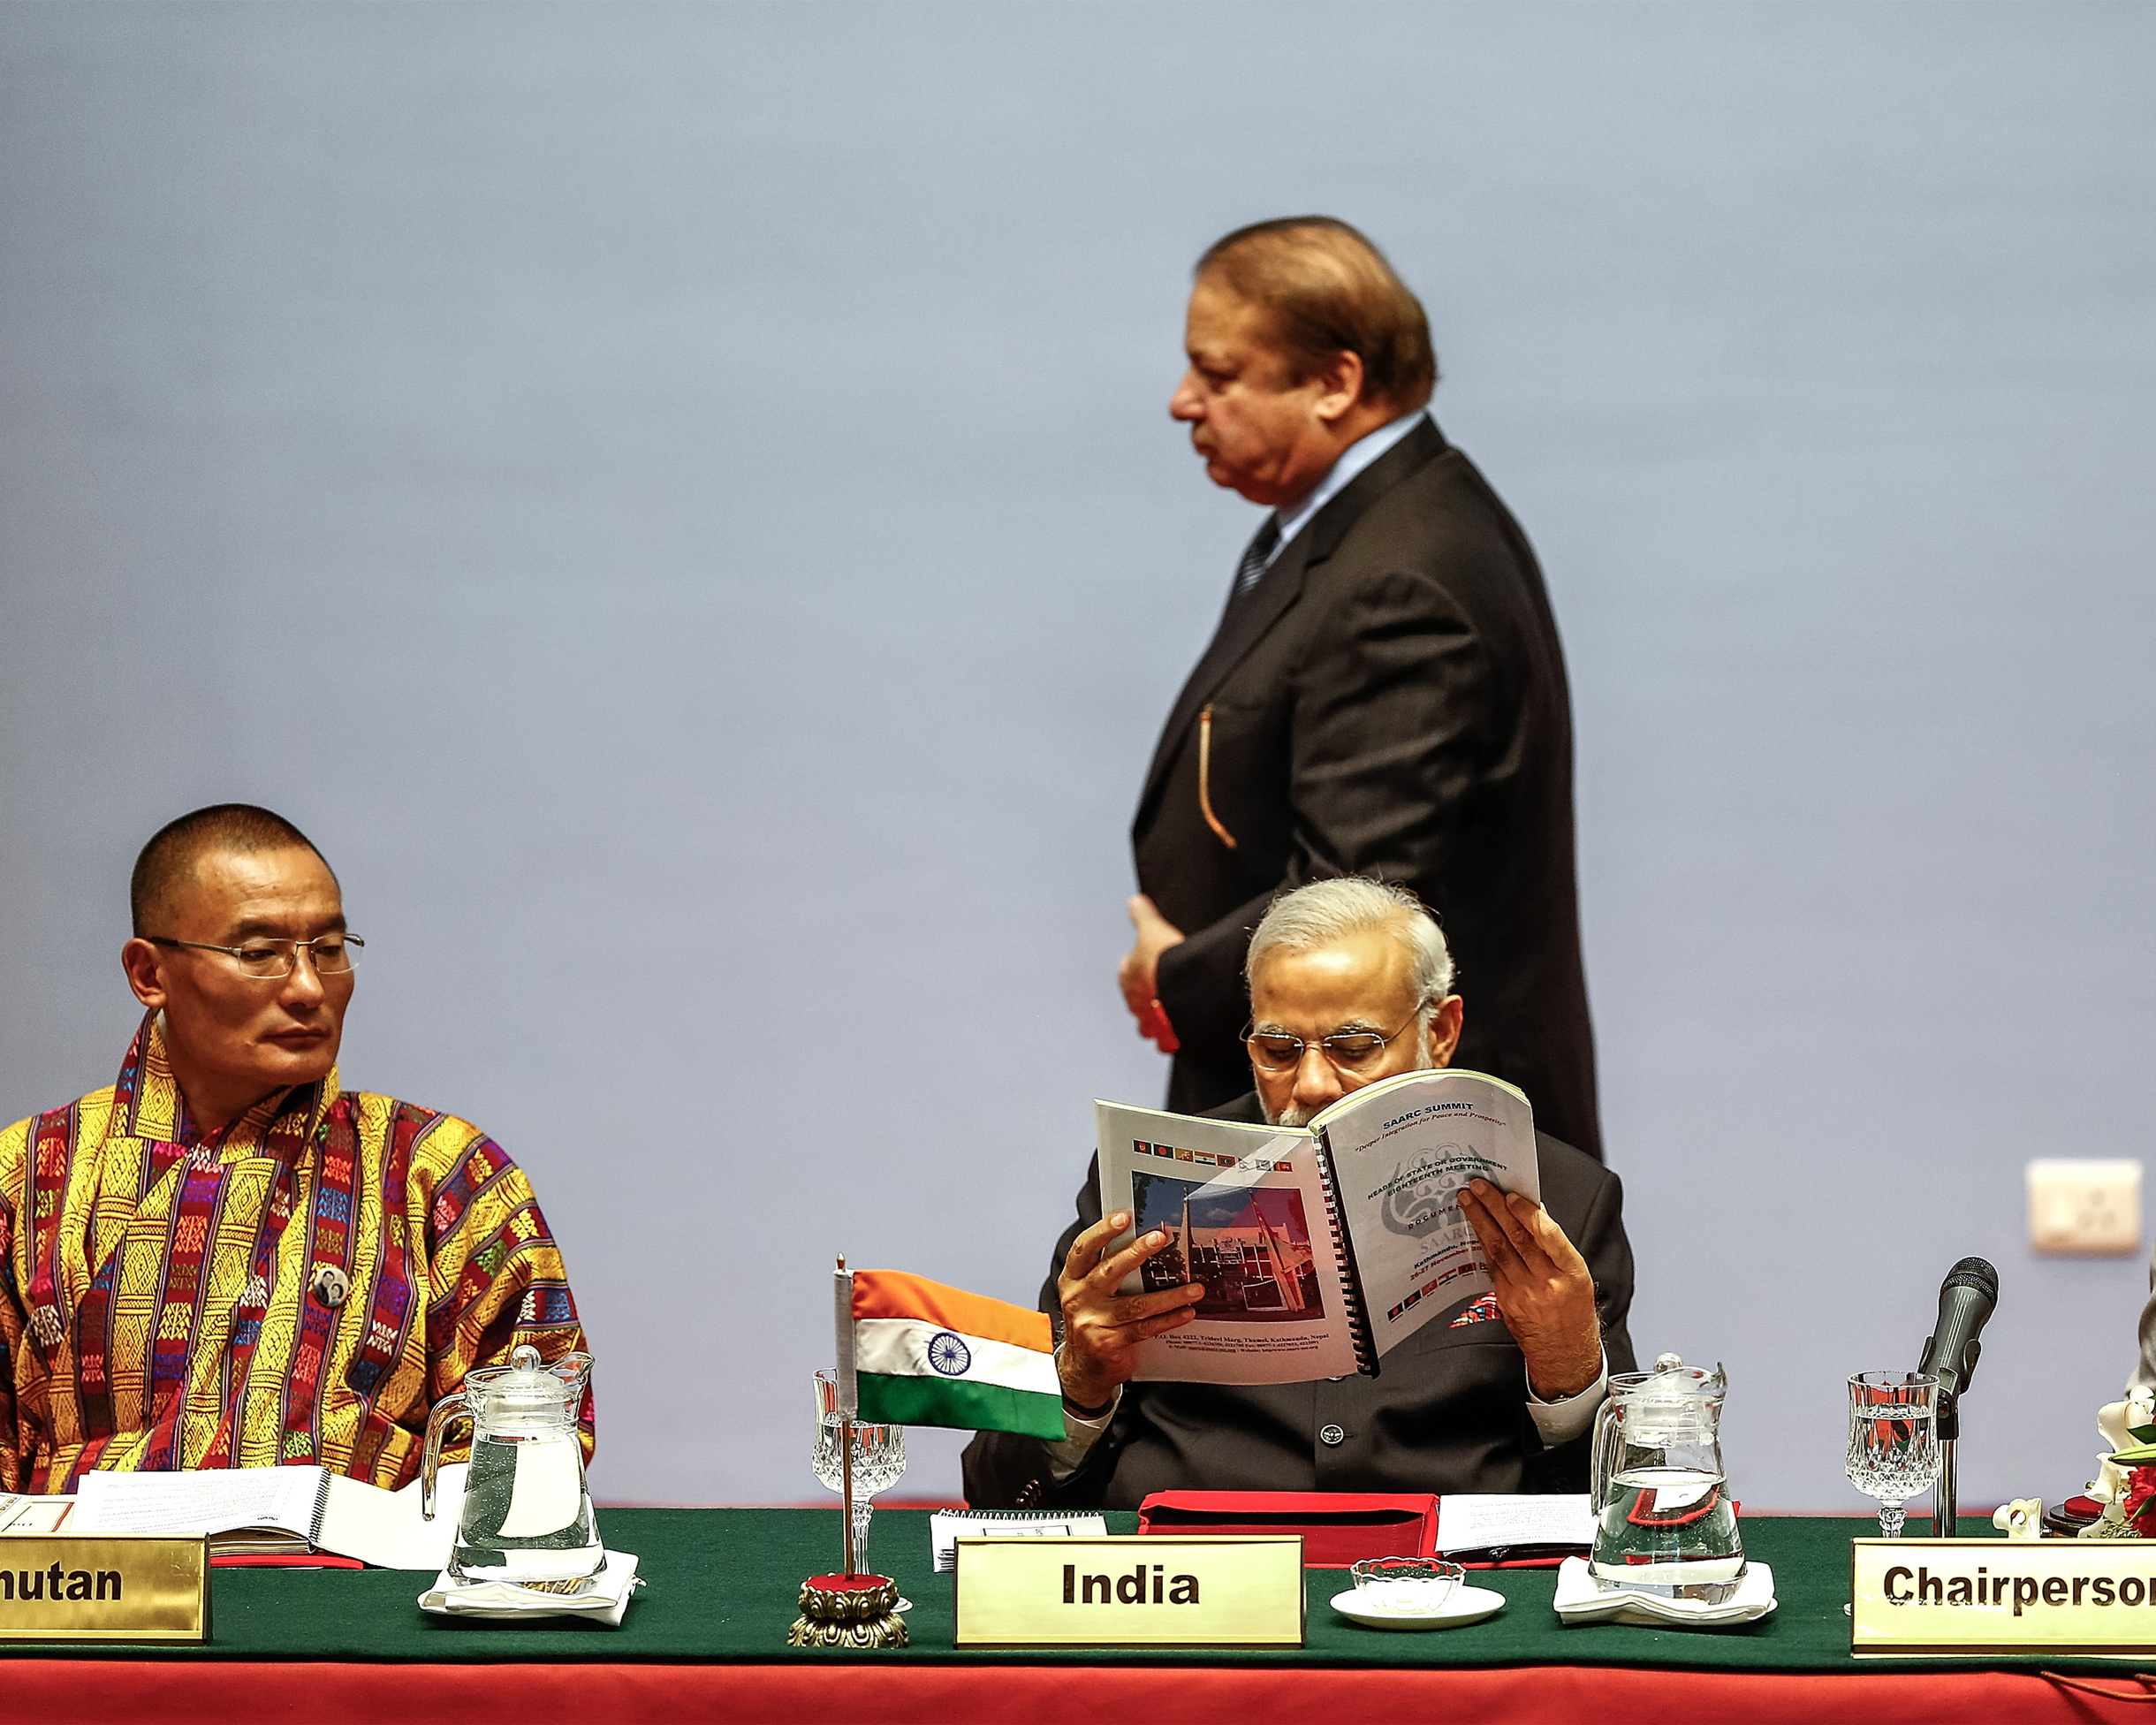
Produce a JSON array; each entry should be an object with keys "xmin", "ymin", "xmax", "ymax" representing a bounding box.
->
[
  {"xmin": 1312, "ymin": 1128, "xmax": 1381, "ymax": 1378},
  {"xmin": 931, "ymin": 1508, "xmax": 1109, "ymax": 1572},
  {"xmin": 307, "ymin": 1469, "xmax": 334, "ymax": 1548}
]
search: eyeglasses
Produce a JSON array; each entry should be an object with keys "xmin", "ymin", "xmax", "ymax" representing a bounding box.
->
[
  {"xmin": 1244, "ymin": 1010, "xmax": 1421, "ymax": 1074},
  {"xmin": 145, "ymin": 933, "xmax": 363, "ymax": 979}
]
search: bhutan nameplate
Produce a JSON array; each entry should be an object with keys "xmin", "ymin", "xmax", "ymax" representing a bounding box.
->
[
  {"xmin": 0, "ymin": 1534, "xmax": 209, "ymax": 1642},
  {"xmin": 1852, "ymin": 1537, "xmax": 2156, "ymax": 1657},
  {"xmin": 953, "ymin": 1535, "xmax": 1303, "ymax": 1647}
]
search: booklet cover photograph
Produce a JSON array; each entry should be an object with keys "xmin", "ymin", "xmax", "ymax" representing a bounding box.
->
[{"xmin": 1130, "ymin": 1173, "xmax": 1325, "ymax": 1323}]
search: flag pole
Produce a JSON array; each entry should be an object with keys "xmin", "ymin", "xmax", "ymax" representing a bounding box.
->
[
  {"xmin": 837, "ymin": 1253, "xmax": 856, "ymax": 1576},
  {"xmin": 790, "ymin": 1254, "xmax": 900, "ymax": 1649}
]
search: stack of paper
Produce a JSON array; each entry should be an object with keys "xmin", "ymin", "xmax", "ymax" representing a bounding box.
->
[
  {"xmin": 0, "ymin": 1494, "xmax": 76, "ymax": 1533},
  {"xmin": 1435, "ymin": 1493, "xmax": 1591, "ymax": 1558},
  {"xmin": 1552, "ymin": 1555, "xmax": 1777, "ymax": 1629}
]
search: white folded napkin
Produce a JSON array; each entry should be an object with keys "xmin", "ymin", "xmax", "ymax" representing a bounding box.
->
[
  {"xmin": 419, "ymin": 1549, "xmax": 641, "ymax": 1625},
  {"xmin": 1552, "ymin": 1555, "xmax": 1776, "ymax": 1628}
]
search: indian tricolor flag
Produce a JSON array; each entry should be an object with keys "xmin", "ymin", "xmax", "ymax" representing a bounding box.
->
[{"xmin": 837, "ymin": 1268, "xmax": 1066, "ymax": 1440}]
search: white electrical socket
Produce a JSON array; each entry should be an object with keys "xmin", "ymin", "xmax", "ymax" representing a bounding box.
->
[{"xmin": 2027, "ymin": 1159, "xmax": 2143, "ymax": 1256}]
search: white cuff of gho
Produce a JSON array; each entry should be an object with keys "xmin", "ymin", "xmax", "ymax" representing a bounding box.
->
[
  {"xmin": 1046, "ymin": 1383, "xmax": 1122, "ymax": 1481},
  {"xmin": 1524, "ymin": 1349, "xmax": 1608, "ymax": 1447}
]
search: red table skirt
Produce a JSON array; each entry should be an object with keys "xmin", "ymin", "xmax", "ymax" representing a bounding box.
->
[{"xmin": 11, "ymin": 1660, "xmax": 2156, "ymax": 1723}]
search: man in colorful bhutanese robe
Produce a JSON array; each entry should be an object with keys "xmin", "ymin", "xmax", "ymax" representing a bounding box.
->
[
  {"xmin": 0, "ymin": 1013, "xmax": 589, "ymax": 1492},
  {"xmin": 0, "ymin": 802, "xmax": 591, "ymax": 1493}
]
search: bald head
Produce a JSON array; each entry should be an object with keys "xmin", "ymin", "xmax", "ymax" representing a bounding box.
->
[{"xmin": 130, "ymin": 804, "xmax": 333, "ymax": 937}]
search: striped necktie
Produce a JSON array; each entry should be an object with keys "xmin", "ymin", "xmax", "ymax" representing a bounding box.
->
[{"xmin": 1228, "ymin": 515, "xmax": 1283, "ymax": 607}]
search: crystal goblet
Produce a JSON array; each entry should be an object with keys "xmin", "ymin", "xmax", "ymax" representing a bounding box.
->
[
  {"xmin": 812, "ymin": 1368, "xmax": 907, "ymax": 1580},
  {"xmin": 1846, "ymin": 1371, "xmax": 1941, "ymax": 1539}
]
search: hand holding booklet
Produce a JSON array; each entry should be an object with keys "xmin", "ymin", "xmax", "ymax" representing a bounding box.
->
[{"xmin": 1096, "ymin": 1068, "xmax": 1537, "ymax": 1384}]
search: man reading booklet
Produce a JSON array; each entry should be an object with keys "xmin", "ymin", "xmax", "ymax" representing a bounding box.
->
[
  {"xmin": 963, "ymin": 878, "xmax": 1633, "ymax": 1509},
  {"xmin": 1087, "ymin": 1067, "xmax": 1545, "ymax": 1385}
]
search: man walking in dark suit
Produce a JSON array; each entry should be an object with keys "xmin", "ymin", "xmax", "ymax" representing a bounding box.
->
[{"xmin": 1118, "ymin": 217, "xmax": 1601, "ymax": 1159}]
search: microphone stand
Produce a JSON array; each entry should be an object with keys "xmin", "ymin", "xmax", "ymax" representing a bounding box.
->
[{"xmin": 1934, "ymin": 1390, "xmax": 1958, "ymax": 1538}]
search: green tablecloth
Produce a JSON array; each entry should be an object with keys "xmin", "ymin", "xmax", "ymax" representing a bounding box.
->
[{"xmin": 1, "ymin": 1510, "xmax": 2138, "ymax": 1673}]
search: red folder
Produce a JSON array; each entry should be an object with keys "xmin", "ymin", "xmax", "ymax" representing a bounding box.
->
[{"xmin": 1135, "ymin": 1492, "xmax": 1437, "ymax": 1568}]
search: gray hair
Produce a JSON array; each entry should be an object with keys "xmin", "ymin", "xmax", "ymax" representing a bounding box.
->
[{"xmin": 1244, "ymin": 877, "xmax": 1455, "ymax": 1013}]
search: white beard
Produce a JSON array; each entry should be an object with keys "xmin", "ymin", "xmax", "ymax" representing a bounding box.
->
[{"xmin": 1264, "ymin": 1032, "xmax": 1435, "ymax": 1128}]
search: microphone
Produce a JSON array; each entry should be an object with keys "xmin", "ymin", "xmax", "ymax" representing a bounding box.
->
[{"xmin": 1918, "ymin": 1256, "xmax": 1998, "ymax": 1435}]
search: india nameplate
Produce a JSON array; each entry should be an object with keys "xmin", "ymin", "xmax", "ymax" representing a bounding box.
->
[{"xmin": 953, "ymin": 1534, "xmax": 1303, "ymax": 1647}]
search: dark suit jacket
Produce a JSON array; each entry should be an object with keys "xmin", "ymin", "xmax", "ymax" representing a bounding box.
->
[
  {"xmin": 960, "ymin": 1090, "xmax": 1636, "ymax": 1510},
  {"xmin": 1136, "ymin": 416, "xmax": 1601, "ymax": 1160}
]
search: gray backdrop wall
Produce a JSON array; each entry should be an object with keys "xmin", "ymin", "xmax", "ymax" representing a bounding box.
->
[{"xmin": 4, "ymin": 0, "xmax": 2152, "ymax": 1510}]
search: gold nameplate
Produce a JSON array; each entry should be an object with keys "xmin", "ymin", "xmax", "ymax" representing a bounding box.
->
[
  {"xmin": 954, "ymin": 1535, "xmax": 1303, "ymax": 1647},
  {"xmin": 0, "ymin": 1534, "xmax": 209, "ymax": 1643},
  {"xmin": 1852, "ymin": 1537, "xmax": 2156, "ymax": 1657}
]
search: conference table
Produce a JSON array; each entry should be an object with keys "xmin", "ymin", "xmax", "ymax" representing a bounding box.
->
[{"xmin": 7, "ymin": 1509, "xmax": 2154, "ymax": 1722}]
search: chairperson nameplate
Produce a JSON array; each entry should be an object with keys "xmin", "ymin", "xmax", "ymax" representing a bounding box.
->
[
  {"xmin": 0, "ymin": 1535, "xmax": 209, "ymax": 1642},
  {"xmin": 1852, "ymin": 1537, "xmax": 2156, "ymax": 1656},
  {"xmin": 953, "ymin": 1535, "xmax": 1303, "ymax": 1647}
]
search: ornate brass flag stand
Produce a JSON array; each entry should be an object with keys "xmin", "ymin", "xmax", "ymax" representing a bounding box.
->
[
  {"xmin": 788, "ymin": 1256, "xmax": 907, "ymax": 1648},
  {"xmin": 786, "ymin": 1571, "xmax": 906, "ymax": 1648}
]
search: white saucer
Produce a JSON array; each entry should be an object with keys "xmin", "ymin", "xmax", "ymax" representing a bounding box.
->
[{"xmin": 1329, "ymin": 1584, "xmax": 1507, "ymax": 1631}]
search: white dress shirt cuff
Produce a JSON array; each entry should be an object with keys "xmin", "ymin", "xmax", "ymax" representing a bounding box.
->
[
  {"xmin": 1525, "ymin": 1349, "xmax": 1608, "ymax": 1448},
  {"xmin": 1046, "ymin": 1386, "xmax": 1122, "ymax": 1481}
]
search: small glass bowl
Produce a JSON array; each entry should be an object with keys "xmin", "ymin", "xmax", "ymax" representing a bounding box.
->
[{"xmin": 1348, "ymin": 1557, "xmax": 1465, "ymax": 1614}]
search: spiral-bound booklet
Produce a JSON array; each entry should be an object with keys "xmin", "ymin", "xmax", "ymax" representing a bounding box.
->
[
  {"xmin": 70, "ymin": 1462, "xmax": 463, "ymax": 1568},
  {"xmin": 1094, "ymin": 1070, "xmax": 1538, "ymax": 1385}
]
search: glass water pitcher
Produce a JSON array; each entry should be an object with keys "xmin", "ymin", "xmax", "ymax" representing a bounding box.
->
[
  {"xmin": 421, "ymin": 1343, "xmax": 603, "ymax": 1584},
  {"xmin": 1589, "ymin": 1353, "xmax": 1745, "ymax": 1599}
]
